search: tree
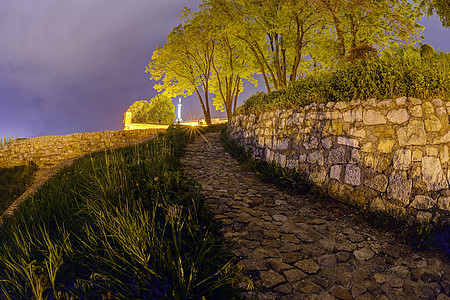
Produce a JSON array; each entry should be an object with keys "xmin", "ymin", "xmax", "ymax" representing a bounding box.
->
[
  {"xmin": 125, "ymin": 94, "xmax": 176, "ymax": 124},
  {"xmin": 202, "ymin": 3, "xmax": 257, "ymax": 119},
  {"xmin": 315, "ymin": 0, "xmax": 423, "ymax": 64},
  {"xmin": 421, "ymin": 0, "xmax": 450, "ymax": 27},
  {"xmin": 209, "ymin": 0, "xmax": 321, "ymax": 92},
  {"xmin": 148, "ymin": 94, "xmax": 177, "ymax": 124},
  {"xmin": 146, "ymin": 13, "xmax": 215, "ymax": 125},
  {"xmin": 127, "ymin": 100, "xmax": 152, "ymax": 123}
]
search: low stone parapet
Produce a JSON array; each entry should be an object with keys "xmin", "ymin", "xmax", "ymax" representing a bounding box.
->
[
  {"xmin": 229, "ymin": 97, "xmax": 450, "ymax": 221},
  {"xmin": 0, "ymin": 128, "xmax": 165, "ymax": 168}
]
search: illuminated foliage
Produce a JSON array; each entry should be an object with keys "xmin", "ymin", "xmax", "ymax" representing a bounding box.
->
[
  {"xmin": 126, "ymin": 94, "xmax": 176, "ymax": 125},
  {"xmin": 421, "ymin": 0, "xmax": 450, "ymax": 27}
]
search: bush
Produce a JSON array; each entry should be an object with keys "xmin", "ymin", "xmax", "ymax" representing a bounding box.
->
[{"xmin": 238, "ymin": 47, "xmax": 450, "ymax": 115}]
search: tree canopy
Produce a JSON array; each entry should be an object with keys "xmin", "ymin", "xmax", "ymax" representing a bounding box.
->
[
  {"xmin": 422, "ymin": 0, "xmax": 450, "ymax": 27},
  {"xmin": 126, "ymin": 94, "xmax": 176, "ymax": 125},
  {"xmin": 147, "ymin": 0, "xmax": 425, "ymax": 122}
]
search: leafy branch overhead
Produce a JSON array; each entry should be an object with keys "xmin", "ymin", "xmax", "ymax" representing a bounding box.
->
[{"xmin": 147, "ymin": 0, "xmax": 432, "ymax": 122}]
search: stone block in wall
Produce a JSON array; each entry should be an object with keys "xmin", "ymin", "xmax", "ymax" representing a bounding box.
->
[
  {"xmin": 361, "ymin": 142, "xmax": 373, "ymax": 153},
  {"xmin": 440, "ymin": 145, "xmax": 449, "ymax": 163},
  {"xmin": 416, "ymin": 211, "xmax": 432, "ymax": 222},
  {"xmin": 328, "ymin": 180, "xmax": 354, "ymax": 205},
  {"xmin": 377, "ymin": 99, "xmax": 393, "ymax": 110},
  {"xmin": 334, "ymin": 102, "xmax": 349, "ymax": 111},
  {"xmin": 364, "ymin": 173, "xmax": 388, "ymax": 193},
  {"xmin": 393, "ymin": 149, "xmax": 412, "ymax": 170},
  {"xmin": 307, "ymin": 151, "xmax": 324, "ymax": 166},
  {"xmin": 412, "ymin": 149, "xmax": 423, "ymax": 162},
  {"xmin": 387, "ymin": 171, "xmax": 412, "ymax": 206},
  {"xmin": 321, "ymin": 137, "xmax": 333, "ymax": 149},
  {"xmin": 377, "ymin": 139, "xmax": 395, "ymax": 153},
  {"xmin": 303, "ymin": 137, "xmax": 319, "ymax": 150},
  {"xmin": 426, "ymin": 146, "xmax": 438, "ymax": 156},
  {"xmin": 421, "ymin": 156, "xmax": 448, "ymax": 191},
  {"xmin": 397, "ymin": 120, "xmax": 427, "ymax": 146},
  {"xmin": 387, "ymin": 109, "xmax": 409, "ymax": 124},
  {"xmin": 353, "ymin": 186, "xmax": 376, "ymax": 206},
  {"xmin": 309, "ymin": 166, "xmax": 327, "ymax": 186},
  {"xmin": 344, "ymin": 164, "xmax": 361, "ymax": 186},
  {"xmin": 436, "ymin": 106, "xmax": 447, "ymax": 117},
  {"xmin": 410, "ymin": 97, "xmax": 422, "ymax": 105},
  {"xmin": 370, "ymin": 197, "xmax": 406, "ymax": 216},
  {"xmin": 298, "ymin": 154, "xmax": 307, "ymax": 162},
  {"xmin": 370, "ymin": 197, "xmax": 387, "ymax": 211},
  {"xmin": 327, "ymin": 120, "xmax": 344, "ymax": 136},
  {"xmin": 286, "ymin": 158, "xmax": 299, "ymax": 169},
  {"xmin": 330, "ymin": 165, "xmax": 342, "ymax": 181},
  {"xmin": 422, "ymin": 102, "xmax": 434, "ymax": 114},
  {"xmin": 337, "ymin": 137, "xmax": 359, "ymax": 148},
  {"xmin": 364, "ymin": 154, "xmax": 390, "ymax": 173},
  {"xmin": 410, "ymin": 195, "xmax": 436, "ymax": 210},
  {"xmin": 327, "ymin": 148, "xmax": 346, "ymax": 165},
  {"xmin": 432, "ymin": 98, "xmax": 443, "ymax": 107},
  {"xmin": 395, "ymin": 96, "xmax": 407, "ymax": 106},
  {"xmin": 363, "ymin": 110, "xmax": 387, "ymax": 125},
  {"xmin": 433, "ymin": 131, "xmax": 450, "ymax": 144},
  {"xmin": 410, "ymin": 105, "xmax": 423, "ymax": 118},
  {"xmin": 438, "ymin": 197, "xmax": 450, "ymax": 211},
  {"xmin": 424, "ymin": 116, "xmax": 442, "ymax": 132},
  {"xmin": 343, "ymin": 107, "xmax": 363, "ymax": 123},
  {"xmin": 350, "ymin": 149, "xmax": 362, "ymax": 164},
  {"xmin": 349, "ymin": 128, "xmax": 366, "ymax": 138},
  {"xmin": 275, "ymin": 153, "xmax": 287, "ymax": 168}
]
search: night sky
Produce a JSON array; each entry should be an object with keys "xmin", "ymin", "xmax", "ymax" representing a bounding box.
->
[{"xmin": 0, "ymin": 1, "xmax": 449, "ymax": 139}]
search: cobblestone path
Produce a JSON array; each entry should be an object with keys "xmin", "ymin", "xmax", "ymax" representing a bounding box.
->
[{"xmin": 181, "ymin": 132, "xmax": 450, "ymax": 300}]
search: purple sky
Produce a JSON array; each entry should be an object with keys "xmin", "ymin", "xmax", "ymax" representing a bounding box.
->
[{"xmin": 0, "ymin": 1, "xmax": 449, "ymax": 139}]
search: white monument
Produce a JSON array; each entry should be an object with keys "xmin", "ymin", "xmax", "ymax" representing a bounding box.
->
[{"xmin": 177, "ymin": 97, "xmax": 183, "ymax": 122}]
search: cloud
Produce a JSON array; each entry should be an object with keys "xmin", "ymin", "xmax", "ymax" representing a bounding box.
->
[{"xmin": 0, "ymin": 0, "xmax": 202, "ymax": 138}]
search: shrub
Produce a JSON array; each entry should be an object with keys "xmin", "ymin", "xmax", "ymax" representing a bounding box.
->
[{"xmin": 237, "ymin": 47, "xmax": 450, "ymax": 115}]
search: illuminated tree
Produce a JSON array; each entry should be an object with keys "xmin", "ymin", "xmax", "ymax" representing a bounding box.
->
[
  {"xmin": 146, "ymin": 13, "xmax": 215, "ymax": 125},
  {"xmin": 209, "ymin": 0, "xmax": 321, "ymax": 92},
  {"xmin": 421, "ymin": 0, "xmax": 450, "ymax": 27},
  {"xmin": 126, "ymin": 94, "xmax": 175, "ymax": 124}
]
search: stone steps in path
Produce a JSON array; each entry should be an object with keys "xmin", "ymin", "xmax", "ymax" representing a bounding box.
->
[{"xmin": 181, "ymin": 132, "xmax": 450, "ymax": 300}]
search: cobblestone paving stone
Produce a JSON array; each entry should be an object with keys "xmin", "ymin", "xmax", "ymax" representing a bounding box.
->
[{"xmin": 181, "ymin": 133, "xmax": 450, "ymax": 300}]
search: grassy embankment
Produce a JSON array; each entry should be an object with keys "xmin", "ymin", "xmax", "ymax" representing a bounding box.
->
[
  {"xmin": 228, "ymin": 47, "xmax": 450, "ymax": 257},
  {"xmin": 0, "ymin": 136, "xmax": 38, "ymax": 215},
  {"xmin": 0, "ymin": 125, "xmax": 245, "ymax": 299}
]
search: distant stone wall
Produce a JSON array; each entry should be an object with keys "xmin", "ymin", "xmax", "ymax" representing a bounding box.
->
[
  {"xmin": 229, "ymin": 97, "xmax": 450, "ymax": 222},
  {"xmin": 0, "ymin": 129, "xmax": 165, "ymax": 168}
]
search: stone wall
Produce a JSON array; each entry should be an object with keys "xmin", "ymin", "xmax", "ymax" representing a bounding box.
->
[
  {"xmin": 0, "ymin": 128, "xmax": 165, "ymax": 168},
  {"xmin": 229, "ymin": 97, "xmax": 450, "ymax": 222}
]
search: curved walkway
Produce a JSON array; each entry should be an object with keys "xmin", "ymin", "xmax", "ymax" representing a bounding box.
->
[{"xmin": 181, "ymin": 132, "xmax": 450, "ymax": 300}]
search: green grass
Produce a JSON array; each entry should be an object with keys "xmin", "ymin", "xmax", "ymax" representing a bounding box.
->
[
  {"xmin": 0, "ymin": 163, "xmax": 38, "ymax": 214},
  {"xmin": 238, "ymin": 47, "xmax": 450, "ymax": 115},
  {"xmin": 0, "ymin": 125, "xmax": 244, "ymax": 299},
  {"xmin": 0, "ymin": 135, "xmax": 18, "ymax": 148}
]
